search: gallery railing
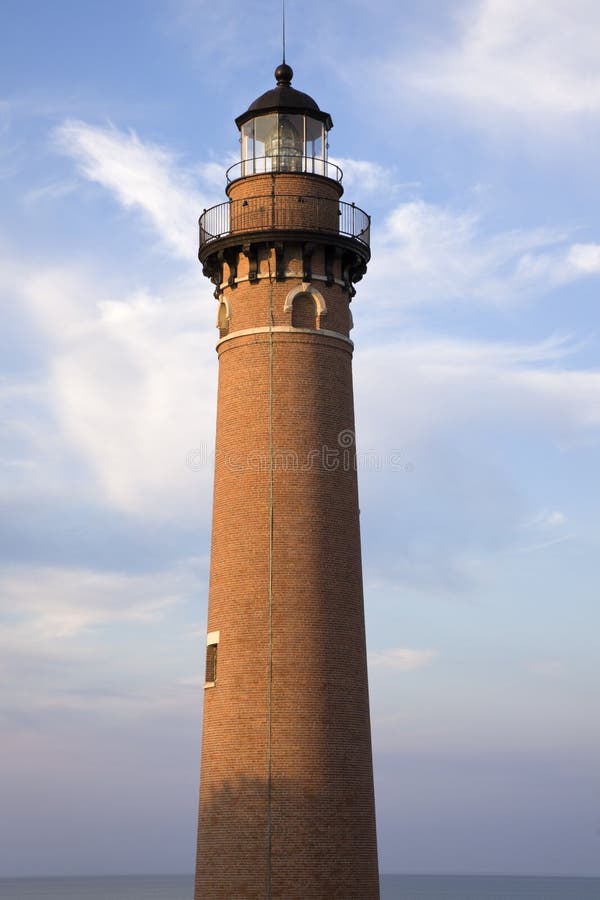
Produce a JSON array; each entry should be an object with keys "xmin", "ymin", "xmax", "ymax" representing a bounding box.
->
[
  {"xmin": 226, "ymin": 156, "xmax": 344, "ymax": 184},
  {"xmin": 199, "ymin": 195, "xmax": 370, "ymax": 252}
]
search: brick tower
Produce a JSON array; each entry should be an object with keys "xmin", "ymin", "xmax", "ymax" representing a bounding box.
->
[{"xmin": 193, "ymin": 63, "xmax": 379, "ymax": 899}]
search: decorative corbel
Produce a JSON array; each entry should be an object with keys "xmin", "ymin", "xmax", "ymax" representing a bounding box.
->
[
  {"xmin": 302, "ymin": 242, "xmax": 315, "ymax": 283},
  {"xmin": 225, "ymin": 248, "xmax": 238, "ymax": 288},
  {"xmin": 243, "ymin": 243, "xmax": 259, "ymax": 283},
  {"xmin": 275, "ymin": 242, "xmax": 285, "ymax": 281},
  {"xmin": 324, "ymin": 245, "xmax": 336, "ymax": 286}
]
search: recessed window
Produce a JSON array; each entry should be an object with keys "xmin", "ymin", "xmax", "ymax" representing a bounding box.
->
[
  {"xmin": 205, "ymin": 644, "xmax": 218, "ymax": 685},
  {"xmin": 205, "ymin": 630, "xmax": 220, "ymax": 688},
  {"xmin": 292, "ymin": 293, "xmax": 317, "ymax": 329},
  {"xmin": 217, "ymin": 301, "xmax": 230, "ymax": 337}
]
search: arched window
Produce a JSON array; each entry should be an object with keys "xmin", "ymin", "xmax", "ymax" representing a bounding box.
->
[
  {"xmin": 291, "ymin": 292, "xmax": 317, "ymax": 329},
  {"xmin": 284, "ymin": 284, "xmax": 326, "ymax": 330}
]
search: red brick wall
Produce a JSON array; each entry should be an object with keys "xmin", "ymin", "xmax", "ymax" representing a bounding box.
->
[
  {"xmin": 194, "ymin": 171, "xmax": 378, "ymax": 900},
  {"xmin": 228, "ymin": 173, "xmax": 343, "ymax": 237},
  {"xmin": 228, "ymin": 172, "xmax": 343, "ymax": 202},
  {"xmin": 218, "ymin": 250, "xmax": 352, "ymax": 337}
]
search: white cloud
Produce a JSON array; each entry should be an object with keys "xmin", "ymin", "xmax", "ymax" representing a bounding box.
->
[
  {"xmin": 357, "ymin": 333, "xmax": 600, "ymax": 446},
  {"xmin": 545, "ymin": 511, "xmax": 566, "ymax": 527},
  {"xmin": 194, "ymin": 155, "xmax": 237, "ymax": 190},
  {"xmin": 51, "ymin": 122, "xmax": 600, "ymax": 313},
  {"xmin": 369, "ymin": 647, "xmax": 437, "ymax": 671},
  {"xmin": 8, "ymin": 126, "xmax": 597, "ymax": 533},
  {"xmin": 54, "ymin": 120, "xmax": 217, "ymax": 259},
  {"xmin": 23, "ymin": 179, "xmax": 77, "ymax": 207},
  {"xmin": 19, "ymin": 124, "xmax": 225, "ymax": 517},
  {"xmin": 515, "ymin": 534, "xmax": 574, "ymax": 555},
  {"xmin": 367, "ymin": 200, "xmax": 599, "ymax": 309},
  {"xmin": 7, "ymin": 250, "xmax": 217, "ymax": 517},
  {"xmin": 9, "ymin": 254, "xmax": 600, "ymax": 523},
  {"xmin": 0, "ymin": 559, "xmax": 207, "ymax": 719},
  {"xmin": 330, "ymin": 157, "xmax": 395, "ymax": 194},
  {"xmin": 402, "ymin": 0, "xmax": 600, "ymax": 120},
  {"xmin": 0, "ymin": 561, "xmax": 200, "ymax": 645},
  {"xmin": 354, "ymin": 331, "xmax": 598, "ymax": 591},
  {"xmin": 524, "ymin": 509, "xmax": 567, "ymax": 530},
  {"xmin": 567, "ymin": 243, "xmax": 600, "ymax": 274},
  {"xmin": 48, "ymin": 288, "xmax": 213, "ymax": 515}
]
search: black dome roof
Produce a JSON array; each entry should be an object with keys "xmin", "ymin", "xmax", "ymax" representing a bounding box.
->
[{"xmin": 235, "ymin": 65, "xmax": 333, "ymax": 130}]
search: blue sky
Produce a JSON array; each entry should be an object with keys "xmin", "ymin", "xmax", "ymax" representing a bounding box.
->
[{"xmin": 1, "ymin": 0, "xmax": 599, "ymax": 879}]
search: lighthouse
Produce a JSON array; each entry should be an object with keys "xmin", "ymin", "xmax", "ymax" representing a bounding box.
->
[{"xmin": 193, "ymin": 63, "xmax": 379, "ymax": 899}]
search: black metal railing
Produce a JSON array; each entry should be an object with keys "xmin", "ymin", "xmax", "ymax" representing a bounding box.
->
[
  {"xmin": 226, "ymin": 156, "xmax": 344, "ymax": 184},
  {"xmin": 199, "ymin": 195, "xmax": 370, "ymax": 252}
]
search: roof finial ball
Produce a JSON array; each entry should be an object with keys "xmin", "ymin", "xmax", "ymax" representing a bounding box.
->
[{"xmin": 275, "ymin": 62, "xmax": 293, "ymax": 85}]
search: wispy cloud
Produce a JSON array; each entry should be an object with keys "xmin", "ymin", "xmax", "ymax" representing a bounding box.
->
[
  {"xmin": 0, "ymin": 558, "xmax": 206, "ymax": 717},
  {"xmin": 523, "ymin": 510, "xmax": 568, "ymax": 530},
  {"xmin": 368, "ymin": 200, "xmax": 600, "ymax": 309},
  {"xmin": 330, "ymin": 157, "xmax": 397, "ymax": 194},
  {"xmin": 515, "ymin": 534, "xmax": 574, "ymax": 555},
  {"xmin": 46, "ymin": 288, "xmax": 216, "ymax": 516},
  {"xmin": 6, "ymin": 248, "xmax": 217, "ymax": 516},
  {"xmin": 9, "ymin": 248, "xmax": 600, "ymax": 524},
  {"xmin": 400, "ymin": 0, "xmax": 600, "ymax": 122},
  {"xmin": 369, "ymin": 647, "xmax": 437, "ymax": 671},
  {"xmin": 356, "ymin": 332, "xmax": 598, "ymax": 594},
  {"xmin": 357, "ymin": 333, "xmax": 600, "ymax": 447},
  {"xmin": 54, "ymin": 120, "xmax": 217, "ymax": 259},
  {"xmin": 567, "ymin": 243, "xmax": 600, "ymax": 273},
  {"xmin": 53, "ymin": 122, "xmax": 600, "ymax": 316},
  {"xmin": 23, "ymin": 179, "xmax": 77, "ymax": 207},
  {"xmin": 0, "ymin": 561, "xmax": 199, "ymax": 645}
]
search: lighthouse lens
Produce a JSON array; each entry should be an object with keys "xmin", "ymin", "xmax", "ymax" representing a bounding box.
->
[
  {"xmin": 265, "ymin": 115, "xmax": 303, "ymax": 172},
  {"xmin": 240, "ymin": 113, "xmax": 328, "ymax": 177}
]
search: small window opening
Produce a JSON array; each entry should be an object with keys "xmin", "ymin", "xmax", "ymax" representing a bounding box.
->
[
  {"xmin": 205, "ymin": 643, "xmax": 218, "ymax": 686},
  {"xmin": 217, "ymin": 301, "xmax": 230, "ymax": 338}
]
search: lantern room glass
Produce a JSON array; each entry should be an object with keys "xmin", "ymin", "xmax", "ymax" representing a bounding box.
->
[{"xmin": 240, "ymin": 113, "xmax": 327, "ymax": 177}]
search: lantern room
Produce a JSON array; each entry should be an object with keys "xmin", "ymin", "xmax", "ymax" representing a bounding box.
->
[{"xmin": 230, "ymin": 63, "xmax": 339, "ymax": 182}]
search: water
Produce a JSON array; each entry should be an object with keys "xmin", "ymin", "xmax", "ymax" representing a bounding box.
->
[
  {"xmin": 0, "ymin": 877, "xmax": 192, "ymax": 899},
  {"xmin": 381, "ymin": 874, "xmax": 600, "ymax": 899},
  {"xmin": 1, "ymin": 874, "xmax": 600, "ymax": 899}
]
